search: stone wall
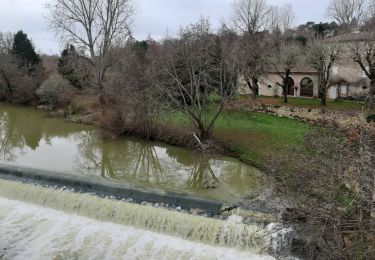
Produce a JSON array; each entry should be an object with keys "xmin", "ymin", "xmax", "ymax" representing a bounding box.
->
[{"xmin": 235, "ymin": 103, "xmax": 369, "ymax": 130}]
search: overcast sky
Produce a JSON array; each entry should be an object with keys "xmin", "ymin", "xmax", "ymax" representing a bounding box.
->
[{"xmin": 0, "ymin": 0, "xmax": 330, "ymax": 55}]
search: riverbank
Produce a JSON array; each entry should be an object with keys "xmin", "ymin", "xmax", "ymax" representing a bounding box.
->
[
  {"xmin": 164, "ymin": 109, "xmax": 310, "ymax": 168},
  {"xmin": 32, "ymin": 95, "xmax": 374, "ymax": 169},
  {"xmin": 48, "ymin": 95, "xmax": 310, "ymax": 168},
  {"xmin": 4, "ymin": 99, "xmax": 375, "ymax": 258}
]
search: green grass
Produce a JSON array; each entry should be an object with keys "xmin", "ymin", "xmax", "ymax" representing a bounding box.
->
[
  {"xmin": 260, "ymin": 96, "xmax": 369, "ymax": 111},
  {"xmin": 165, "ymin": 108, "xmax": 311, "ymax": 167}
]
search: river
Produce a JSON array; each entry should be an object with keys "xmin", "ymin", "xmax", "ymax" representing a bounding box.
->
[
  {"xmin": 0, "ymin": 102, "xmax": 269, "ymax": 203},
  {"xmin": 0, "ymin": 103, "xmax": 286, "ymax": 259}
]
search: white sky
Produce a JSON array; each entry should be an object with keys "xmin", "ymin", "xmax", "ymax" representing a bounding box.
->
[{"xmin": 0, "ymin": 0, "xmax": 330, "ymax": 55}]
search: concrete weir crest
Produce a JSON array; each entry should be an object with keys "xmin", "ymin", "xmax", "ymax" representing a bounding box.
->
[{"xmin": 0, "ymin": 163, "xmax": 223, "ymax": 214}]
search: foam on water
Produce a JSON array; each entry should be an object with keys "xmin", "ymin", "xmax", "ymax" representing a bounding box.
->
[
  {"xmin": 0, "ymin": 179, "xmax": 278, "ymax": 251},
  {"xmin": 0, "ymin": 198, "xmax": 274, "ymax": 260}
]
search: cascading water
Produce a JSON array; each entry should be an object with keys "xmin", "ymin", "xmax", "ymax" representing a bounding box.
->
[
  {"xmin": 0, "ymin": 198, "xmax": 273, "ymax": 260},
  {"xmin": 0, "ymin": 179, "xmax": 287, "ymax": 259},
  {"xmin": 0, "ymin": 104, "xmax": 294, "ymax": 259}
]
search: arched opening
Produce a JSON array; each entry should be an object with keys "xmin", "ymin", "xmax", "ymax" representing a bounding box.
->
[
  {"xmin": 300, "ymin": 77, "xmax": 314, "ymax": 97},
  {"xmin": 286, "ymin": 77, "xmax": 295, "ymax": 96}
]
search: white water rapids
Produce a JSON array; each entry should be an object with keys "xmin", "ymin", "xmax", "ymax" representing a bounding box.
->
[
  {"xmin": 0, "ymin": 198, "xmax": 275, "ymax": 260},
  {"xmin": 0, "ymin": 179, "xmax": 279, "ymax": 259}
]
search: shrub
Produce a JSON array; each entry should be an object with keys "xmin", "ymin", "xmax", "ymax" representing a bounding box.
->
[
  {"xmin": 68, "ymin": 99, "xmax": 86, "ymax": 115},
  {"xmin": 269, "ymin": 127, "xmax": 375, "ymax": 259},
  {"xmin": 37, "ymin": 74, "xmax": 73, "ymax": 109},
  {"xmin": 0, "ymin": 55, "xmax": 45, "ymax": 105}
]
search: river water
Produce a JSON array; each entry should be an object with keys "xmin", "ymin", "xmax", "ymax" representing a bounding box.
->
[
  {"xmin": 0, "ymin": 103, "xmax": 269, "ymax": 203},
  {"xmin": 0, "ymin": 103, "xmax": 281, "ymax": 259}
]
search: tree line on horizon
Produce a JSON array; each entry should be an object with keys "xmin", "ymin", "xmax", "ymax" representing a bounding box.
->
[{"xmin": 0, "ymin": 0, "xmax": 374, "ymax": 140}]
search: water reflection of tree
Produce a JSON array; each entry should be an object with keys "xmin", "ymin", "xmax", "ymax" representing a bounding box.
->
[
  {"xmin": 76, "ymin": 135, "xmax": 222, "ymax": 190},
  {"xmin": 76, "ymin": 137, "xmax": 170, "ymax": 184},
  {"xmin": 0, "ymin": 105, "xmax": 231, "ymax": 193},
  {"xmin": 187, "ymin": 158, "xmax": 220, "ymax": 190},
  {"xmin": 0, "ymin": 104, "xmax": 90, "ymax": 161},
  {"xmin": 166, "ymin": 146, "xmax": 220, "ymax": 189},
  {"xmin": 130, "ymin": 143, "xmax": 167, "ymax": 183},
  {"xmin": 0, "ymin": 112, "xmax": 26, "ymax": 161}
]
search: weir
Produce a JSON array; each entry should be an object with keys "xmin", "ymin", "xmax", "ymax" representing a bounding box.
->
[
  {"xmin": 0, "ymin": 178, "xmax": 288, "ymax": 256},
  {"xmin": 0, "ymin": 164, "xmax": 223, "ymax": 214},
  {"xmin": 0, "ymin": 198, "xmax": 274, "ymax": 259},
  {"xmin": 0, "ymin": 103, "xmax": 292, "ymax": 259}
]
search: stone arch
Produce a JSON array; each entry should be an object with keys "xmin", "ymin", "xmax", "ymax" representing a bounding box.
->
[{"xmin": 300, "ymin": 77, "xmax": 314, "ymax": 97}]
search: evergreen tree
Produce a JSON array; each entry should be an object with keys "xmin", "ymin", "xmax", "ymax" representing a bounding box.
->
[{"xmin": 12, "ymin": 30, "xmax": 40, "ymax": 69}]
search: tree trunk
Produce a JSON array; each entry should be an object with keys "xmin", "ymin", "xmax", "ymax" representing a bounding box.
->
[
  {"xmin": 252, "ymin": 77, "xmax": 259, "ymax": 97},
  {"xmin": 98, "ymin": 82, "xmax": 105, "ymax": 113},
  {"xmin": 283, "ymin": 77, "xmax": 288, "ymax": 104},
  {"xmin": 369, "ymin": 79, "xmax": 375, "ymax": 109},
  {"xmin": 319, "ymin": 78, "xmax": 327, "ymax": 106},
  {"xmin": 321, "ymin": 89, "xmax": 327, "ymax": 106},
  {"xmin": 245, "ymin": 78, "xmax": 259, "ymax": 98},
  {"xmin": 96, "ymin": 68, "xmax": 106, "ymax": 113},
  {"xmin": 199, "ymin": 124, "xmax": 210, "ymax": 142},
  {"xmin": 283, "ymin": 69, "xmax": 291, "ymax": 104},
  {"xmin": 283, "ymin": 90, "xmax": 288, "ymax": 103}
]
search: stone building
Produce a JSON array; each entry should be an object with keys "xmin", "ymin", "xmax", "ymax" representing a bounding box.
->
[{"xmin": 239, "ymin": 32, "xmax": 373, "ymax": 100}]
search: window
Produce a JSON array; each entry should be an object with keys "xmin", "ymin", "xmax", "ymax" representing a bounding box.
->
[{"xmin": 268, "ymin": 84, "xmax": 272, "ymax": 89}]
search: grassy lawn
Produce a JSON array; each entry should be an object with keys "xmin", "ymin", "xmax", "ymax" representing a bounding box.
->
[
  {"xmin": 257, "ymin": 96, "xmax": 370, "ymax": 111},
  {"xmin": 165, "ymin": 109, "xmax": 311, "ymax": 168}
]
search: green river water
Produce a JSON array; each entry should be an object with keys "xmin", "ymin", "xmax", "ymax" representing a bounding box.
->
[{"xmin": 0, "ymin": 103, "xmax": 269, "ymax": 203}]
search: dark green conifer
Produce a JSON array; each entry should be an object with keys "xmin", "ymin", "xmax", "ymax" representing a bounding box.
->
[{"xmin": 12, "ymin": 30, "xmax": 40, "ymax": 69}]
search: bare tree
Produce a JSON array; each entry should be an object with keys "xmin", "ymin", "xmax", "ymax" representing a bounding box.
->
[
  {"xmin": 279, "ymin": 4, "xmax": 295, "ymax": 33},
  {"xmin": 268, "ymin": 4, "xmax": 295, "ymax": 34},
  {"xmin": 268, "ymin": 6, "xmax": 280, "ymax": 32},
  {"xmin": 231, "ymin": 0, "xmax": 271, "ymax": 34},
  {"xmin": 274, "ymin": 45, "xmax": 300, "ymax": 104},
  {"xmin": 369, "ymin": 0, "xmax": 375, "ymax": 20},
  {"xmin": 0, "ymin": 32, "xmax": 14, "ymax": 96},
  {"xmin": 154, "ymin": 18, "xmax": 240, "ymax": 142},
  {"xmin": 363, "ymin": 0, "xmax": 375, "ymax": 30},
  {"xmin": 306, "ymin": 42, "xmax": 340, "ymax": 106},
  {"xmin": 0, "ymin": 32, "xmax": 13, "ymax": 55},
  {"xmin": 350, "ymin": 33, "xmax": 375, "ymax": 108},
  {"xmin": 104, "ymin": 39, "xmax": 164, "ymax": 137},
  {"xmin": 238, "ymin": 32, "xmax": 271, "ymax": 97},
  {"xmin": 327, "ymin": 0, "xmax": 367, "ymax": 31},
  {"xmin": 46, "ymin": 0, "xmax": 135, "ymax": 109}
]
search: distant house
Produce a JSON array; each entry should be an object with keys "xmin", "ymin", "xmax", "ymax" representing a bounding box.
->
[{"xmin": 239, "ymin": 32, "xmax": 373, "ymax": 100}]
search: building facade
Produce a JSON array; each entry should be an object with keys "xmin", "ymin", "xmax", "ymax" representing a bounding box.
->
[{"xmin": 239, "ymin": 33, "xmax": 373, "ymax": 100}]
